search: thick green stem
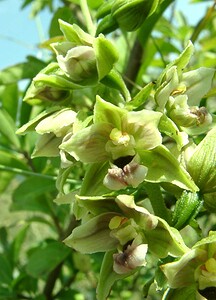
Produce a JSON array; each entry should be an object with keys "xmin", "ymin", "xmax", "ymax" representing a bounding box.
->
[
  {"xmin": 124, "ymin": 0, "xmax": 175, "ymax": 90},
  {"xmin": 144, "ymin": 182, "xmax": 171, "ymax": 224}
]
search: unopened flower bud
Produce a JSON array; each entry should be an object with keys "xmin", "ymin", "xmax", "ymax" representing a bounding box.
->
[
  {"xmin": 24, "ymin": 78, "xmax": 71, "ymax": 105},
  {"xmin": 56, "ymin": 46, "xmax": 98, "ymax": 84},
  {"xmin": 112, "ymin": 0, "xmax": 155, "ymax": 31},
  {"xmin": 170, "ymin": 105, "xmax": 212, "ymax": 134}
]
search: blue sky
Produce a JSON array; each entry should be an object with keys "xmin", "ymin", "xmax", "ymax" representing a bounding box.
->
[{"xmin": 0, "ymin": 0, "xmax": 210, "ymax": 70}]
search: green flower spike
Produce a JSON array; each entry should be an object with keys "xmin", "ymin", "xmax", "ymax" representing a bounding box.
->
[{"xmin": 161, "ymin": 231, "xmax": 216, "ymax": 300}]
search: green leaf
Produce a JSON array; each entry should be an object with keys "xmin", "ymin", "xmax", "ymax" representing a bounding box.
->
[
  {"xmin": 126, "ymin": 82, "xmax": 154, "ymax": 110},
  {"xmin": 140, "ymin": 145, "xmax": 199, "ymax": 192},
  {"xmin": 16, "ymin": 106, "xmax": 60, "ymax": 135},
  {"xmin": 96, "ymin": 14, "xmax": 118, "ymax": 35},
  {"xmin": 79, "ymin": 162, "xmax": 110, "ymax": 196},
  {"xmin": 11, "ymin": 225, "xmax": 29, "ymax": 264},
  {"xmin": 163, "ymin": 286, "xmax": 198, "ymax": 300},
  {"xmin": 0, "ymin": 150, "xmax": 28, "ymax": 191},
  {"xmin": 0, "ymin": 254, "xmax": 13, "ymax": 285},
  {"xmin": 0, "ymin": 84, "xmax": 19, "ymax": 121},
  {"xmin": 203, "ymin": 192, "xmax": 216, "ymax": 213},
  {"xmin": 187, "ymin": 126, "xmax": 216, "ymax": 193},
  {"xmin": 11, "ymin": 177, "xmax": 56, "ymax": 213},
  {"xmin": 26, "ymin": 241, "xmax": 70, "ymax": 278},
  {"xmin": 111, "ymin": 0, "xmax": 157, "ymax": 31},
  {"xmin": 0, "ymin": 109, "xmax": 21, "ymax": 149},
  {"xmin": 0, "ymin": 172, "xmax": 14, "ymax": 193},
  {"xmin": 93, "ymin": 34, "xmax": 119, "ymax": 80},
  {"xmin": 87, "ymin": 0, "xmax": 104, "ymax": 9},
  {"xmin": 0, "ymin": 57, "xmax": 46, "ymax": 85},
  {"xmin": 0, "ymin": 287, "xmax": 16, "ymax": 300},
  {"xmin": 49, "ymin": 7, "xmax": 74, "ymax": 38},
  {"xmin": 0, "ymin": 227, "xmax": 9, "ymax": 252},
  {"xmin": 157, "ymin": 40, "xmax": 194, "ymax": 87},
  {"xmin": 100, "ymin": 69, "xmax": 131, "ymax": 102},
  {"xmin": 0, "ymin": 150, "xmax": 26, "ymax": 170}
]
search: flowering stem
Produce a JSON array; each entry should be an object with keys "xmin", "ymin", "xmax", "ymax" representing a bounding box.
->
[
  {"xmin": 80, "ymin": 0, "xmax": 96, "ymax": 36},
  {"xmin": 144, "ymin": 182, "xmax": 171, "ymax": 224},
  {"xmin": 125, "ymin": 0, "xmax": 174, "ymax": 90}
]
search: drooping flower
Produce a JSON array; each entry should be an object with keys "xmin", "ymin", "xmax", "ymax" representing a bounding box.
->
[
  {"xmin": 161, "ymin": 231, "xmax": 216, "ymax": 299},
  {"xmin": 113, "ymin": 242, "xmax": 148, "ymax": 274},
  {"xmin": 103, "ymin": 155, "xmax": 148, "ymax": 190},
  {"xmin": 155, "ymin": 42, "xmax": 215, "ymax": 136}
]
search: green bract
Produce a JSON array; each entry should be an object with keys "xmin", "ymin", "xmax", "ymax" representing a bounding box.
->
[
  {"xmin": 111, "ymin": 0, "xmax": 159, "ymax": 31},
  {"xmin": 51, "ymin": 20, "xmax": 119, "ymax": 85},
  {"xmin": 13, "ymin": 7, "xmax": 216, "ymax": 298},
  {"xmin": 187, "ymin": 126, "xmax": 216, "ymax": 194}
]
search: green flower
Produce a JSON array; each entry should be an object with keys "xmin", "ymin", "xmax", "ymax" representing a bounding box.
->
[
  {"xmin": 60, "ymin": 96, "xmax": 162, "ymax": 189},
  {"xmin": 161, "ymin": 231, "xmax": 216, "ymax": 299},
  {"xmin": 155, "ymin": 42, "xmax": 215, "ymax": 135},
  {"xmin": 17, "ymin": 107, "xmax": 77, "ymax": 158},
  {"xmin": 65, "ymin": 194, "xmax": 188, "ymax": 260},
  {"xmin": 60, "ymin": 95, "xmax": 162, "ymax": 163}
]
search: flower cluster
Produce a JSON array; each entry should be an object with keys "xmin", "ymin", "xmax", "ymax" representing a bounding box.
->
[{"xmin": 17, "ymin": 16, "xmax": 216, "ymax": 300}]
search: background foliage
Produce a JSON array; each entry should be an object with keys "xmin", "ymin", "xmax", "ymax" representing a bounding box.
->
[{"xmin": 0, "ymin": 0, "xmax": 216, "ymax": 299}]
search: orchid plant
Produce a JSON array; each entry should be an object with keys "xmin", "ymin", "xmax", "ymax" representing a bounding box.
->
[{"xmin": 1, "ymin": 0, "xmax": 216, "ymax": 299}]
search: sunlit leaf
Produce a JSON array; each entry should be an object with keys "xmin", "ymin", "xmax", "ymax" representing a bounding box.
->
[{"xmin": 26, "ymin": 241, "xmax": 70, "ymax": 278}]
